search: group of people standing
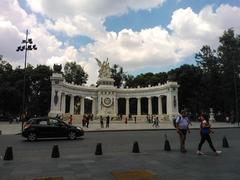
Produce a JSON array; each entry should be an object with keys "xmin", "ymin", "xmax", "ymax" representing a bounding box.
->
[
  {"xmin": 99, "ymin": 115, "xmax": 110, "ymax": 128},
  {"xmin": 175, "ymin": 110, "xmax": 222, "ymax": 155},
  {"xmin": 81, "ymin": 114, "xmax": 93, "ymax": 128}
]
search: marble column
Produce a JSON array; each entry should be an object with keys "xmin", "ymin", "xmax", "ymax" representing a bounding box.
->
[
  {"xmin": 148, "ymin": 97, "xmax": 152, "ymax": 115},
  {"xmin": 167, "ymin": 93, "xmax": 173, "ymax": 115},
  {"xmin": 92, "ymin": 97, "xmax": 96, "ymax": 115},
  {"xmin": 115, "ymin": 98, "xmax": 118, "ymax": 115},
  {"xmin": 97, "ymin": 93, "xmax": 101, "ymax": 115},
  {"xmin": 70, "ymin": 95, "xmax": 74, "ymax": 115},
  {"xmin": 61, "ymin": 93, "xmax": 66, "ymax": 114},
  {"xmin": 158, "ymin": 96, "xmax": 162, "ymax": 115},
  {"xmin": 126, "ymin": 98, "xmax": 129, "ymax": 116},
  {"xmin": 50, "ymin": 88, "xmax": 55, "ymax": 112},
  {"xmin": 80, "ymin": 96, "xmax": 85, "ymax": 115},
  {"xmin": 137, "ymin": 97, "xmax": 141, "ymax": 115}
]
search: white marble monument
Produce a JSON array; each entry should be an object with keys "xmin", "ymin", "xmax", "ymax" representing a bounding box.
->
[{"xmin": 49, "ymin": 58, "xmax": 179, "ymax": 121}]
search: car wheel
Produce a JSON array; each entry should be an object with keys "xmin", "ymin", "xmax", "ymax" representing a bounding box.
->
[
  {"xmin": 27, "ymin": 132, "xmax": 37, "ymax": 142},
  {"xmin": 68, "ymin": 131, "xmax": 76, "ymax": 140}
]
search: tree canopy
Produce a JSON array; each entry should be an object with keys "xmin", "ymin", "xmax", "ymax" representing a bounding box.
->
[
  {"xmin": 64, "ymin": 62, "xmax": 88, "ymax": 85},
  {"xmin": 0, "ymin": 28, "xmax": 239, "ymax": 121}
]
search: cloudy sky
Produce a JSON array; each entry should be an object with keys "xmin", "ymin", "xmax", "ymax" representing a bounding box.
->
[{"xmin": 0, "ymin": 0, "xmax": 240, "ymax": 84}]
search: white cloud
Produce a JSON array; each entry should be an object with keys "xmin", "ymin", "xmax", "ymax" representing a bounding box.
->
[
  {"xmin": 1, "ymin": 1, "xmax": 240, "ymax": 85},
  {"xmin": 26, "ymin": 0, "xmax": 166, "ymax": 39}
]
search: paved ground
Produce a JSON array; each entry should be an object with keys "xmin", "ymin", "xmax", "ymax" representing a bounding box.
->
[{"xmin": 0, "ymin": 127, "xmax": 240, "ymax": 180}]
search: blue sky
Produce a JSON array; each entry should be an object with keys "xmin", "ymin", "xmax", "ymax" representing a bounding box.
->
[{"xmin": 0, "ymin": 0, "xmax": 240, "ymax": 84}]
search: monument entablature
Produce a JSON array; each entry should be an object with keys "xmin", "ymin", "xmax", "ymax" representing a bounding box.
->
[{"xmin": 49, "ymin": 58, "xmax": 179, "ymax": 121}]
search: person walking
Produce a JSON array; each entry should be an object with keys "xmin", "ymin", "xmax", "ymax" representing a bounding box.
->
[
  {"xmin": 197, "ymin": 114, "xmax": 222, "ymax": 155},
  {"xmin": 100, "ymin": 116, "xmax": 104, "ymax": 128},
  {"xmin": 125, "ymin": 117, "xmax": 128, "ymax": 124},
  {"xmin": 86, "ymin": 114, "xmax": 90, "ymax": 128},
  {"xmin": 106, "ymin": 115, "xmax": 110, "ymax": 128},
  {"xmin": 68, "ymin": 115, "xmax": 73, "ymax": 125},
  {"xmin": 176, "ymin": 110, "xmax": 190, "ymax": 153},
  {"xmin": 155, "ymin": 116, "xmax": 159, "ymax": 127}
]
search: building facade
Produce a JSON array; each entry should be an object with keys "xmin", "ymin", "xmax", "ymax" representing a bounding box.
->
[{"xmin": 49, "ymin": 60, "xmax": 179, "ymax": 121}]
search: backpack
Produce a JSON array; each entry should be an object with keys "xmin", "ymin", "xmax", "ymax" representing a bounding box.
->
[{"xmin": 173, "ymin": 116, "xmax": 181, "ymax": 128}]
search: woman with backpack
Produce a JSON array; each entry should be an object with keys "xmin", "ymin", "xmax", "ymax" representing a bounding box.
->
[{"xmin": 197, "ymin": 114, "xmax": 222, "ymax": 155}]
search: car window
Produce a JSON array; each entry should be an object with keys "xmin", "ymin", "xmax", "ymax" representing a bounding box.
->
[
  {"xmin": 38, "ymin": 120, "xmax": 48, "ymax": 125},
  {"xmin": 49, "ymin": 119, "xmax": 60, "ymax": 126}
]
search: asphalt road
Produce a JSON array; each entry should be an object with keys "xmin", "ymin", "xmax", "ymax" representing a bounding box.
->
[{"xmin": 0, "ymin": 129, "xmax": 240, "ymax": 180}]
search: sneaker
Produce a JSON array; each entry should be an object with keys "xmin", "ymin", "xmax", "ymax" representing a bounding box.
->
[
  {"xmin": 197, "ymin": 150, "xmax": 204, "ymax": 155},
  {"xmin": 215, "ymin": 150, "xmax": 222, "ymax": 155}
]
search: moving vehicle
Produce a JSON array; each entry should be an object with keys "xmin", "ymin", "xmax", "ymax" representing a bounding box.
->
[{"xmin": 22, "ymin": 117, "xmax": 84, "ymax": 141}]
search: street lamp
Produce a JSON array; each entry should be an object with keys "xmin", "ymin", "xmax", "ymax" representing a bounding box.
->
[{"xmin": 16, "ymin": 29, "xmax": 37, "ymax": 132}]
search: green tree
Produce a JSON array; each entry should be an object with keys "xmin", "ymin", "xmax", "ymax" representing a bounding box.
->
[
  {"xmin": 111, "ymin": 64, "xmax": 126, "ymax": 88},
  {"xmin": 0, "ymin": 57, "xmax": 22, "ymax": 115},
  {"xmin": 168, "ymin": 64, "xmax": 203, "ymax": 113},
  {"xmin": 195, "ymin": 45, "xmax": 222, "ymax": 111},
  {"xmin": 64, "ymin": 62, "xmax": 88, "ymax": 85},
  {"xmin": 27, "ymin": 65, "xmax": 52, "ymax": 116},
  {"xmin": 218, "ymin": 29, "xmax": 240, "ymax": 118}
]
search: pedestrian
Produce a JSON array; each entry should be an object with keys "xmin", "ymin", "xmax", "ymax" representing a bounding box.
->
[
  {"xmin": 197, "ymin": 114, "xmax": 222, "ymax": 155},
  {"xmin": 16, "ymin": 115, "xmax": 20, "ymax": 123},
  {"xmin": 68, "ymin": 114, "xmax": 73, "ymax": 125},
  {"xmin": 106, "ymin": 115, "xmax": 110, "ymax": 128},
  {"xmin": 82, "ymin": 114, "xmax": 86, "ymax": 127},
  {"xmin": 120, "ymin": 114, "xmax": 123, "ymax": 120},
  {"xmin": 134, "ymin": 116, "xmax": 136, "ymax": 124},
  {"xmin": 155, "ymin": 116, "xmax": 159, "ymax": 127},
  {"xmin": 86, "ymin": 114, "xmax": 90, "ymax": 128},
  {"xmin": 152, "ymin": 116, "xmax": 156, "ymax": 127},
  {"xmin": 125, "ymin": 117, "xmax": 128, "ymax": 124},
  {"xmin": 100, "ymin": 116, "xmax": 104, "ymax": 128},
  {"xmin": 176, "ymin": 110, "xmax": 191, "ymax": 153}
]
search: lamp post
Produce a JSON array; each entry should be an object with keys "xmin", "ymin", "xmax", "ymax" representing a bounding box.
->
[{"xmin": 16, "ymin": 29, "xmax": 37, "ymax": 132}]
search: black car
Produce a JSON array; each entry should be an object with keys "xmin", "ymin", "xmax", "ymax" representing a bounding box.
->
[{"xmin": 22, "ymin": 117, "xmax": 84, "ymax": 141}]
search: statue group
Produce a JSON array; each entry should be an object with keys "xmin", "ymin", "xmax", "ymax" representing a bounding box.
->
[{"xmin": 95, "ymin": 58, "xmax": 112, "ymax": 78}]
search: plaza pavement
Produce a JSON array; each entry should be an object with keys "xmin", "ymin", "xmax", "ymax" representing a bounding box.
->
[
  {"xmin": 0, "ymin": 120, "xmax": 239, "ymax": 135},
  {"xmin": 0, "ymin": 120, "xmax": 240, "ymax": 180}
]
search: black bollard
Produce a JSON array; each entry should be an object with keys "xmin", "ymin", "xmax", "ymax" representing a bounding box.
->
[
  {"xmin": 132, "ymin": 141, "xmax": 140, "ymax": 153},
  {"xmin": 4, "ymin": 146, "xmax": 13, "ymax": 160},
  {"xmin": 51, "ymin": 145, "xmax": 60, "ymax": 158},
  {"xmin": 95, "ymin": 143, "xmax": 102, "ymax": 155},
  {"xmin": 164, "ymin": 134, "xmax": 171, "ymax": 151},
  {"xmin": 222, "ymin": 136, "xmax": 229, "ymax": 148}
]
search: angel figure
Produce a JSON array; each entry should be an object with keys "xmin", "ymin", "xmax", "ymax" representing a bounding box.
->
[{"xmin": 95, "ymin": 57, "xmax": 111, "ymax": 78}]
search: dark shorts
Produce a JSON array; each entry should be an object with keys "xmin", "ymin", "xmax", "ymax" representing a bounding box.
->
[{"xmin": 179, "ymin": 129, "xmax": 187, "ymax": 135}]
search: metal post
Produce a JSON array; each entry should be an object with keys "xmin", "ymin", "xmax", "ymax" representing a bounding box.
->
[
  {"xmin": 22, "ymin": 30, "xmax": 28, "ymax": 132},
  {"xmin": 16, "ymin": 29, "xmax": 37, "ymax": 132}
]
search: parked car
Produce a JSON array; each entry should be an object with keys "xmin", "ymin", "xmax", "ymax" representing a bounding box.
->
[{"xmin": 22, "ymin": 117, "xmax": 84, "ymax": 141}]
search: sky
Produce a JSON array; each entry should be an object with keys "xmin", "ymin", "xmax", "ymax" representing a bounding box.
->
[{"xmin": 0, "ymin": 0, "xmax": 240, "ymax": 85}]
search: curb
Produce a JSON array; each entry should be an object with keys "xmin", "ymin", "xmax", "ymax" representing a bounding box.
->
[
  {"xmin": 2, "ymin": 126, "xmax": 240, "ymax": 135},
  {"xmin": 84, "ymin": 126, "xmax": 240, "ymax": 133}
]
